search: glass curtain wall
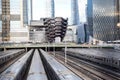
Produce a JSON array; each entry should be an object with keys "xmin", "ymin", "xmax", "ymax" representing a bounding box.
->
[
  {"xmin": 87, "ymin": 0, "xmax": 120, "ymax": 41},
  {"xmin": 10, "ymin": 0, "xmax": 21, "ymax": 30},
  {"xmin": 23, "ymin": 0, "xmax": 28, "ymax": 25},
  {"xmin": 0, "ymin": 0, "xmax": 1, "ymax": 14},
  {"xmin": 10, "ymin": 0, "xmax": 20, "ymax": 14},
  {"xmin": 0, "ymin": 0, "xmax": 2, "ymax": 30},
  {"xmin": 71, "ymin": 0, "xmax": 79, "ymax": 25},
  {"xmin": 27, "ymin": 0, "xmax": 32, "ymax": 25}
]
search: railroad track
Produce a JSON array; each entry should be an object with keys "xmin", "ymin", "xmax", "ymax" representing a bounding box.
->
[
  {"xmin": 0, "ymin": 49, "xmax": 25, "ymax": 73},
  {"xmin": 0, "ymin": 52, "xmax": 25, "ymax": 73},
  {"xmin": 40, "ymin": 49, "xmax": 83, "ymax": 80},
  {"xmin": 53, "ymin": 52, "xmax": 103, "ymax": 80},
  {"xmin": 68, "ymin": 54, "xmax": 120, "ymax": 80},
  {"xmin": 50, "ymin": 52, "xmax": 92, "ymax": 80},
  {"xmin": 52, "ymin": 51, "xmax": 120, "ymax": 80},
  {"xmin": 0, "ymin": 49, "xmax": 83, "ymax": 80},
  {"xmin": 0, "ymin": 49, "xmax": 34, "ymax": 80}
]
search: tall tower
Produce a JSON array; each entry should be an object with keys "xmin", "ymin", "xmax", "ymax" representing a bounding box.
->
[
  {"xmin": 87, "ymin": 0, "xmax": 93, "ymax": 37},
  {"xmin": 30, "ymin": 0, "xmax": 33, "ymax": 20},
  {"xmin": 1, "ymin": 0, "xmax": 10, "ymax": 41},
  {"xmin": 71, "ymin": 0, "xmax": 79, "ymax": 25},
  {"xmin": 0, "ymin": 0, "xmax": 32, "ymax": 41},
  {"xmin": 46, "ymin": 0, "xmax": 55, "ymax": 18},
  {"xmin": 87, "ymin": 0, "xmax": 120, "ymax": 42}
]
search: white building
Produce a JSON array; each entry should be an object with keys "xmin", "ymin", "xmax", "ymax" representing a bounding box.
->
[{"xmin": 0, "ymin": 0, "xmax": 32, "ymax": 42}]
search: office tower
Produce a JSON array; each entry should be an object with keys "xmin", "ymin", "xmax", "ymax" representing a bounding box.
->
[
  {"xmin": 30, "ymin": 0, "xmax": 33, "ymax": 20},
  {"xmin": 87, "ymin": 0, "xmax": 120, "ymax": 42},
  {"xmin": 77, "ymin": 23, "xmax": 89, "ymax": 43},
  {"xmin": 46, "ymin": 0, "xmax": 55, "ymax": 18},
  {"xmin": 71, "ymin": 0, "xmax": 79, "ymax": 25},
  {"xmin": 70, "ymin": 0, "xmax": 80, "ymax": 43},
  {"xmin": 87, "ymin": 0, "xmax": 93, "ymax": 37},
  {"xmin": 0, "ymin": 0, "xmax": 32, "ymax": 41},
  {"xmin": 23, "ymin": 0, "xmax": 33, "ymax": 25}
]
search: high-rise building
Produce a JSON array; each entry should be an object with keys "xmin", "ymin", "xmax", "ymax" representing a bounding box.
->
[
  {"xmin": 87, "ymin": 0, "xmax": 120, "ymax": 43},
  {"xmin": 46, "ymin": 0, "xmax": 55, "ymax": 18},
  {"xmin": 71, "ymin": 0, "xmax": 79, "ymax": 25},
  {"xmin": 0, "ymin": 0, "xmax": 32, "ymax": 42},
  {"xmin": 69, "ymin": 0, "xmax": 80, "ymax": 43},
  {"xmin": 87, "ymin": 0, "xmax": 93, "ymax": 37}
]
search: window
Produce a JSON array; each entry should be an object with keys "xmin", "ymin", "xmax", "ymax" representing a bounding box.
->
[
  {"xmin": 10, "ymin": 0, "xmax": 20, "ymax": 14},
  {"xmin": 0, "ymin": 0, "xmax": 1, "ymax": 14},
  {"xmin": 10, "ymin": 21, "xmax": 21, "ymax": 30}
]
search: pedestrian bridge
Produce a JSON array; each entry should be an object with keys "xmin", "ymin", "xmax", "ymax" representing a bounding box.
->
[{"xmin": 0, "ymin": 43, "xmax": 114, "ymax": 51}]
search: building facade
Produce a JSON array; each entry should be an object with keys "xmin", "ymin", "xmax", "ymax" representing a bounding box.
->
[
  {"xmin": 0, "ymin": 0, "xmax": 32, "ymax": 42},
  {"xmin": 46, "ymin": 0, "xmax": 55, "ymax": 18},
  {"xmin": 63, "ymin": 27, "xmax": 74, "ymax": 42},
  {"xmin": 77, "ymin": 23, "xmax": 89, "ymax": 44},
  {"xmin": 29, "ymin": 19, "xmax": 47, "ymax": 43},
  {"xmin": 87, "ymin": 0, "xmax": 120, "ymax": 43},
  {"xmin": 71, "ymin": 0, "xmax": 79, "ymax": 25},
  {"xmin": 70, "ymin": 0, "xmax": 80, "ymax": 43}
]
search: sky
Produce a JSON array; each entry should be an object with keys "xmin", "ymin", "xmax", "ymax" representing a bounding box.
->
[{"xmin": 33, "ymin": 0, "xmax": 87, "ymax": 24}]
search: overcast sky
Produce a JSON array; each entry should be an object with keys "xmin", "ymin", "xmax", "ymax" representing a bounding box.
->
[{"xmin": 33, "ymin": 0, "xmax": 87, "ymax": 24}]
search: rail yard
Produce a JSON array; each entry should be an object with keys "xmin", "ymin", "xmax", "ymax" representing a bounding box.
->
[{"xmin": 0, "ymin": 48, "xmax": 119, "ymax": 80}]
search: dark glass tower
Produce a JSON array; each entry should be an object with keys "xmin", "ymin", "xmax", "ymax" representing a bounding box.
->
[
  {"xmin": 87, "ymin": 0, "xmax": 93, "ymax": 37},
  {"xmin": 87, "ymin": 0, "xmax": 120, "ymax": 41}
]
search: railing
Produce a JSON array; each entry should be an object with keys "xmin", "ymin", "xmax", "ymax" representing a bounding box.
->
[{"xmin": 0, "ymin": 43, "xmax": 115, "ymax": 48}]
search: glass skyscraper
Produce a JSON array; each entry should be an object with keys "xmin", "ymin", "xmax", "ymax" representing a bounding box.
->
[
  {"xmin": 0, "ymin": 0, "xmax": 2, "ymax": 31},
  {"xmin": 87, "ymin": 0, "xmax": 120, "ymax": 42},
  {"xmin": 46, "ymin": 0, "xmax": 55, "ymax": 18},
  {"xmin": 0, "ymin": 0, "xmax": 32, "ymax": 41},
  {"xmin": 71, "ymin": 0, "xmax": 79, "ymax": 25}
]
